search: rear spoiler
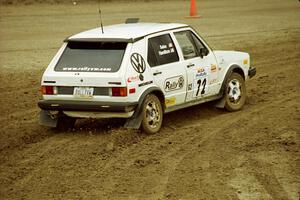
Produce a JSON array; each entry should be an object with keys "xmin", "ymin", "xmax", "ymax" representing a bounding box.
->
[{"xmin": 64, "ymin": 37, "xmax": 143, "ymax": 43}]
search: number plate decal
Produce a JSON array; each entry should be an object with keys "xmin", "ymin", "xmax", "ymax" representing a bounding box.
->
[
  {"xmin": 193, "ymin": 67, "xmax": 208, "ymax": 98},
  {"xmin": 73, "ymin": 87, "xmax": 94, "ymax": 98}
]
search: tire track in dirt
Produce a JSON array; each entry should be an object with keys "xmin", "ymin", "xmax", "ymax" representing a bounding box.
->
[
  {"xmin": 248, "ymin": 158, "xmax": 291, "ymax": 200},
  {"xmin": 0, "ymin": 133, "xmax": 112, "ymax": 199},
  {"xmin": 162, "ymin": 93, "xmax": 299, "ymax": 200},
  {"xmin": 229, "ymin": 96, "xmax": 299, "ymax": 200},
  {"xmin": 90, "ymin": 83, "xmax": 298, "ymax": 199}
]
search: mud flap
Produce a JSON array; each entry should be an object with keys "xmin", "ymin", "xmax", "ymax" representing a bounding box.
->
[
  {"xmin": 214, "ymin": 96, "xmax": 226, "ymax": 108},
  {"xmin": 124, "ymin": 113, "xmax": 143, "ymax": 129},
  {"xmin": 124, "ymin": 101, "xmax": 143, "ymax": 129},
  {"xmin": 39, "ymin": 110, "xmax": 58, "ymax": 127},
  {"xmin": 124, "ymin": 97, "xmax": 145, "ymax": 129}
]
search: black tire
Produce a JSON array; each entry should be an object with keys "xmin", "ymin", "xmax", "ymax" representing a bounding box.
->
[
  {"xmin": 141, "ymin": 94, "xmax": 163, "ymax": 134},
  {"xmin": 56, "ymin": 116, "xmax": 76, "ymax": 131},
  {"xmin": 224, "ymin": 72, "xmax": 246, "ymax": 111}
]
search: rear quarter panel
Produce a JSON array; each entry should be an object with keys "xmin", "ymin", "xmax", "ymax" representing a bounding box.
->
[{"xmin": 124, "ymin": 38, "xmax": 157, "ymax": 103}]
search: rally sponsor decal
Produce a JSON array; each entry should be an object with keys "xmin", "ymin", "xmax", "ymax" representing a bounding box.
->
[
  {"xmin": 130, "ymin": 53, "xmax": 146, "ymax": 81},
  {"xmin": 210, "ymin": 64, "xmax": 217, "ymax": 73},
  {"xmin": 62, "ymin": 67, "xmax": 112, "ymax": 72},
  {"xmin": 138, "ymin": 81, "xmax": 153, "ymax": 87},
  {"xmin": 195, "ymin": 67, "xmax": 207, "ymax": 78},
  {"xmin": 209, "ymin": 78, "xmax": 217, "ymax": 85},
  {"xmin": 165, "ymin": 97, "xmax": 176, "ymax": 107},
  {"xmin": 127, "ymin": 75, "xmax": 140, "ymax": 83},
  {"xmin": 164, "ymin": 76, "xmax": 184, "ymax": 92},
  {"xmin": 188, "ymin": 83, "xmax": 193, "ymax": 91}
]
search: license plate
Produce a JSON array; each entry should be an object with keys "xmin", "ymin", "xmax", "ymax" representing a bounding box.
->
[{"xmin": 73, "ymin": 87, "xmax": 94, "ymax": 98}]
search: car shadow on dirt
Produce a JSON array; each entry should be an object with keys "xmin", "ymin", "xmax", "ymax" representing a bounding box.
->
[
  {"xmin": 65, "ymin": 100, "xmax": 228, "ymax": 135},
  {"xmin": 48, "ymin": 93, "xmax": 257, "ymax": 139}
]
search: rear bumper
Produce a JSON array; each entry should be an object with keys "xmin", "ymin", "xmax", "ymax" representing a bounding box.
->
[
  {"xmin": 248, "ymin": 67, "xmax": 256, "ymax": 78},
  {"xmin": 38, "ymin": 100, "xmax": 138, "ymax": 113}
]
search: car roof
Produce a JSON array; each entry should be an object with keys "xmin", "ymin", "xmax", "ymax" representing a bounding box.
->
[{"xmin": 66, "ymin": 23, "xmax": 189, "ymax": 43}]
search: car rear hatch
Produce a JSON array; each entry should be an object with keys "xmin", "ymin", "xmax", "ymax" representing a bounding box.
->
[{"xmin": 41, "ymin": 41, "xmax": 131, "ymax": 101}]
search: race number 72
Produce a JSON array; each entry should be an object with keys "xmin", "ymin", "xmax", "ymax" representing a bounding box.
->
[{"xmin": 196, "ymin": 78, "xmax": 206, "ymax": 96}]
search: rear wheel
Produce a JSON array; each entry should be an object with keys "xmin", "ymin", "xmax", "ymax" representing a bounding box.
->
[
  {"xmin": 224, "ymin": 72, "xmax": 246, "ymax": 111},
  {"xmin": 56, "ymin": 116, "xmax": 76, "ymax": 131},
  {"xmin": 141, "ymin": 94, "xmax": 163, "ymax": 134}
]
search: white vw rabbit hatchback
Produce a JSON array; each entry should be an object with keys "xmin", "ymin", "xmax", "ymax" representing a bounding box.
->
[{"xmin": 38, "ymin": 21, "xmax": 256, "ymax": 134}]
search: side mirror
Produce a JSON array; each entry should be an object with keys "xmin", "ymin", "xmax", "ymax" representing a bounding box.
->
[{"xmin": 199, "ymin": 48, "xmax": 209, "ymax": 58}]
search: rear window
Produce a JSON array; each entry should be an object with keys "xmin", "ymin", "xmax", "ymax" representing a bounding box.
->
[{"xmin": 55, "ymin": 41, "xmax": 127, "ymax": 72}]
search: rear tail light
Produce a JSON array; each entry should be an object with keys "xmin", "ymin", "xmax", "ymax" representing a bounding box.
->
[
  {"xmin": 111, "ymin": 87, "xmax": 127, "ymax": 97},
  {"xmin": 41, "ymin": 86, "xmax": 57, "ymax": 95}
]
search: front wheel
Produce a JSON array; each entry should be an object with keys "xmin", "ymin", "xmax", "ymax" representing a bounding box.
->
[
  {"xmin": 141, "ymin": 94, "xmax": 163, "ymax": 134},
  {"xmin": 224, "ymin": 72, "xmax": 246, "ymax": 111}
]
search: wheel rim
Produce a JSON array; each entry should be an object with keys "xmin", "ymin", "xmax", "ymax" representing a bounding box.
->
[
  {"xmin": 145, "ymin": 100, "xmax": 160, "ymax": 129},
  {"xmin": 227, "ymin": 79, "xmax": 242, "ymax": 104}
]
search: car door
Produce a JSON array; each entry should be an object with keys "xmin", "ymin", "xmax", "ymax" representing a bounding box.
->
[
  {"xmin": 173, "ymin": 30, "xmax": 219, "ymax": 102},
  {"xmin": 147, "ymin": 33, "xmax": 187, "ymax": 108}
]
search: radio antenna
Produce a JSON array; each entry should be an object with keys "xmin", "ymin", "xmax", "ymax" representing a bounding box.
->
[{"xmin": 98, "ymin": 0, "xmax": 104, "ymax": 34}]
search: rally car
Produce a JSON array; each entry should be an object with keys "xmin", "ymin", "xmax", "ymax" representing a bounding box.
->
[{"xmin": 38, "ymin": 21, "xmax": 256, "ymax": 134}]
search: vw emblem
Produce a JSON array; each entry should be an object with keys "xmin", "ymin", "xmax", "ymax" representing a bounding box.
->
[{"xmin": 130, "ymin": 53, "xmax": 146, "ymax": 74}]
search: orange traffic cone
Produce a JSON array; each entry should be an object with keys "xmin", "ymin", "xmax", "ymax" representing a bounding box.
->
[{"xmin": 187, "ymin": 0, "xmax": 200, "ymax": 18}]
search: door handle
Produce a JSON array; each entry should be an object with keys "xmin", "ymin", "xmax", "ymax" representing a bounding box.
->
[
  {"xmin": 187, "ymin": 63, "xmax": 195, "ymax": 68},
  {"xmin": 153, "ymin": 71, "xmax": 162, "ymax": 76}
]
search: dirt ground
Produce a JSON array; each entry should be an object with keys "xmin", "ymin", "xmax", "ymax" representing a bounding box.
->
[{"xmin": 0, "ymin": 0, "xmax": 299, "ymax": 199}]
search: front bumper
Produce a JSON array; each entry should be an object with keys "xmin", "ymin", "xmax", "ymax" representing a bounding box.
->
[
  {"xmin": 38, "ymin": 100, "xmax": 138, "ymax": 113},
  {"xmin": 248, "ymin": 67, "xmax": 256, "ymax": 78}
]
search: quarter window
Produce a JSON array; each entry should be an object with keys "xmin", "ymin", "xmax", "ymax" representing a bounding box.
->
[
  {"xmin": 147, "ymin": 34, "xmax": 179, "ymax": 67},
  {"xmin": 190, "ymin": 32, "xmax": 206, "ymax": 52}
]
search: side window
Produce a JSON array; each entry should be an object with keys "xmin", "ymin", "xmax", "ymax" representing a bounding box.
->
[
  {"xmin": 147, "ymin": 34, "xmax": 179, "ymax": 67},
  {"xmin": 174, "ymin": 31, "xmax": 197, "ymax": 59}
]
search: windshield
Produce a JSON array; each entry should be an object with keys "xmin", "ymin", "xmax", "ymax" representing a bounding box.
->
[{"xmin": 54, "ymin": 41, "xmax": 127, "ymax": 72}]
